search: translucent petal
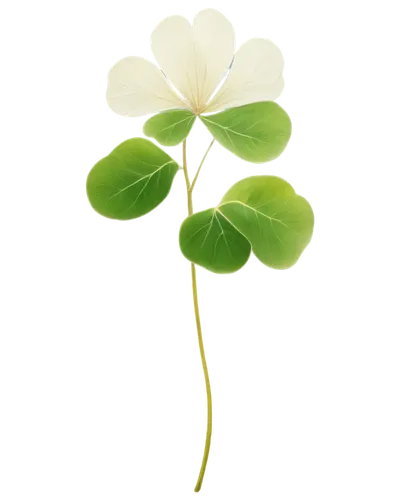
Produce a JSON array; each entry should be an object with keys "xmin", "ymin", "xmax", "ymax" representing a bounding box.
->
[
  {"xmin": 151, "ymin": 9, "xmax": 235, "ymax": 113},
  {"xmin": 205, "ymin": 39, "xmax": 284, "ymax": 113},
  {"xmin": 106, "ymin": 57, "xmax": 188, "ymax": 117}
]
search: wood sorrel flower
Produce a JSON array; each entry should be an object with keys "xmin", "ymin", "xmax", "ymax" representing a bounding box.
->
[{"xmin": 106, "ymin": 9, "xmax": 284, "ymax": 117}]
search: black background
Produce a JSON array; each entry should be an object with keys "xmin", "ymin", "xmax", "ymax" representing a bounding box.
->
[{"xmin": 69, "ymin": 2, "xmax": 328, "ymax": 498}]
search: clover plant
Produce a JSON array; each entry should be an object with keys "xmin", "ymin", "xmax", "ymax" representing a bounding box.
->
[{"xmin": 86, "ymin": 9, "xmax": 314, "ymax": 492}]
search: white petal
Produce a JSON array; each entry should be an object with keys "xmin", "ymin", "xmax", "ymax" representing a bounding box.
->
[
  {"xmin": 106, "ymin": 56, "xmax": 188, "ymax": 117},
  {"xmin": 205, "ymin": 38, "xmax": 284, "ymax": 113},
  {"xmin": 151, "ymin": 9, "xmax": 235, "ymax": 113}
]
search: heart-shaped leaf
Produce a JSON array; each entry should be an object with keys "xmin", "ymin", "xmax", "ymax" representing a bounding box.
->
[
  {"xmin": 179, "ymin": 208, "xmax": 251, "ymax": 273},
  {"xmin": 179, "ymin": 176, "xmax": 313, "ymax": 273},
  {"xmin": 144, "ymin": 110, "xmax": 196, "ymax": 146},
  {"xmin": 200, "ymin": 102, "xmax": 291, "ymax": 163},
  {"xmin": 87, "ymin": 138, "xmax": 179, "ymax": 220},
  {"xmin": 219, "ymin": 176, "xmax": 314, "ymax": 269}
]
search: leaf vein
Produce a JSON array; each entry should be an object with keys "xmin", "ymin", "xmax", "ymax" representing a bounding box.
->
[{"xmin": 109, "ymin": 160, "xmax": 175, "ymax": 199}]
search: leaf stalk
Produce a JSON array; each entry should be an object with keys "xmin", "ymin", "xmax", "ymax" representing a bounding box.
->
[{"xmin": 181, "ymin": 138, "xmax": 215, "ymax": 496}]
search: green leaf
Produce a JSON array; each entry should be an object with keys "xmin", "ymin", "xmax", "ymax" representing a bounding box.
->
[
  {"xmin": 179, "ymin": 176, "xmax": 313, "ymax": 273},
  {"xmin": 143, "ymin": 110, "xmax": 196, "ymax": 146},
  {"xmin": 86, "ymin": 138, "xmax": 179, "ymax": 220},
  {"xmin": 179, "ymin": 209, "xmax": 251, "ymax": 274},
  {"xmin": 200, "ymin": 102, "xmax": 291, "ymax": 163},
  {"xmin": 219, "ymin": 176, "xmax": 314, "ymax": 269}
]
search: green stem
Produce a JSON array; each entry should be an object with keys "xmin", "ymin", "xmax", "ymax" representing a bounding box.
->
[
  {"xmin": 181, "ymin": 138, "xmax": 215, "ymax": 496},
  {"xmin": 191, "ymin": 136, "xmax": 216, "ymax": 191}
]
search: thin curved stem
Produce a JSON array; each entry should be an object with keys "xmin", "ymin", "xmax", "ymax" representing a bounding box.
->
[
  {"xmin": 191, "ymin": 136, "xmax": 216, "ymax": 191},
  {"xmin": 181, "ymin": 139, "xmax": 193, "ymax": 197},
  {"xmin": 189, "ymin": 264, "xmax": 214, "ymax": 496},
  {"xmin": 181, "ymin": 139, "xmax": 214, "ymax": 496}
]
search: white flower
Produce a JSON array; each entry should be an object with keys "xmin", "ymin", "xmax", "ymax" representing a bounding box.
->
[{"xmin": 106, "ymin": 9, "xmax": 284, "ymax": 117}]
